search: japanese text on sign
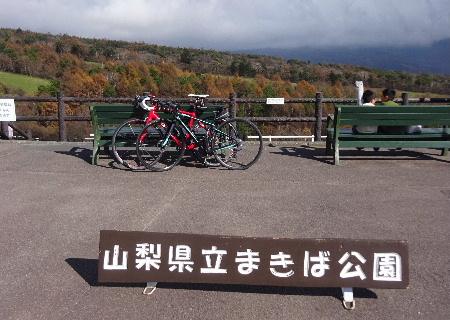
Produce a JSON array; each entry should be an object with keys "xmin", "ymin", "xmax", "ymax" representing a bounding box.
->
[
  {"xmin": 266, "ymin": 98, "xmax": 285, "ymax": 105},
  {"xmin": 98, "ymin": 230, "xmax": 409, "ymax": 289}
]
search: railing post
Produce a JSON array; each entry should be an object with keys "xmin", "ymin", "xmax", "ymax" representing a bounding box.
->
[
  {"xmin": 1, "ymin": 121, "xmax": 10, "ymax": 139},
  {"xmin": 229, "ymin": 92, "xmax": 237, "ymax": 118},
  {"xmin": 314, "ymin": 92, "xmax": 323, "ymax": 141},
  {"xmin": 401, "ymin": 92, "xmax": 409, "ymax": 105},
  {"xmin": 57, "ymin": 91, "xmax": 67, "ymax": 141}
]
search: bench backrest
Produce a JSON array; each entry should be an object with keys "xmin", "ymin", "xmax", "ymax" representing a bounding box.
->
[
  {"xmin": 90, "ymin": 103, "xmax": 223, "ymax": 128},
  {"xmin": 90, "ymin": 104, "xmax": 144, "ymax": 127},
  {"xmin": 334, "ymin": 105, "xmax": 450, "ymax": 127}
]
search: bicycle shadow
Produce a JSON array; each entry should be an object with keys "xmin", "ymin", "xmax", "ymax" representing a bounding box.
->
[
  {"xmin": 55, "ymin": 147, "xmax": 222, "ymax": 171},
  {"xmin": 54, "ymin": 147, "xmax": 146, "ymax": 171},
  {"xmin": 66, "ymin": 257, "xmax": 377, "ymax": 301},
  {"xmin": 269, "ymin": 145, "xmax": 450, "ymax": 165},
  {"xmin": 178, "ymin": 154, "xmax": 228, "ymax": 170}
]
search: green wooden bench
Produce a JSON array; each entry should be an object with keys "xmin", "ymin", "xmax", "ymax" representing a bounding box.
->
[
  {"xmin": 89, "ymin": 103, "xmax": 227, "ymax": 165},
  {"xmin": 89, "ymin": 104, "xmax": 146, "ymax": 165},
  {"xmin": 325, "ymin": 105, "xmax": 450, "ymax": 165}
]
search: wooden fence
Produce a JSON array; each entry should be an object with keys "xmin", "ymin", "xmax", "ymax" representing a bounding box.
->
[{"xmin": 1, "ymin": 91, "xmax": 449, "ymax": 141}]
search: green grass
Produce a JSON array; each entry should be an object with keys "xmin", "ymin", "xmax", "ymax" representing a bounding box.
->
[{"xmin": 0, "ymin": 71, "xmax": 50, "ymax": 95}]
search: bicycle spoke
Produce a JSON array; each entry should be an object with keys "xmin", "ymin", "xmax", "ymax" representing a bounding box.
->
[
  {"xmin": 213, "ymin": 118, "xmax": 263, "ymax": 170},
  {"xmin": 136, "ymin": 119, "xmax": 186, "ymax": 171}
]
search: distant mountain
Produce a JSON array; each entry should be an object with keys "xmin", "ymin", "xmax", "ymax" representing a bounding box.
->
[{"xmin": 233, "ymin": 39, "xmax": 450, "ymax": 75}]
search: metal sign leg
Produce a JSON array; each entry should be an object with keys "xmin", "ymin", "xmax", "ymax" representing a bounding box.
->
[
  {"xmin": 341, "ymin": 287, "xmax": 355, "ymax": 310},
  {"xmin": 143, "ymin": 282, "xmax": 158, "ymax": 295}
]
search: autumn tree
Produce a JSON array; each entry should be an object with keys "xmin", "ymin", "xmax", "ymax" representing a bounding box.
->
[
  {"xmin": 199, "ymin": 73, "xmax": 222, "ymax": 97},
  {"xmin": 91, "ymin": 73, "xmax": 109, "ymax": 97},
  {"xmin": 215, "ymin": 77, "xmax": 236, "ymax": 97},
  {"xmin": 115, "ymin": 63, "xmax": 145, "ymax": 97},
  {"xmin": 158, "ymin": 61, "xmax": 183, "ymax": 96},
  {"xmin": 293, "ymin": 80, "xmax": 317, "ymax": 98},
  {"xmin": 34, "ymin": 43, "xmax": 60, "ymax": 78},
  {"xmin": 61, "ymin": 67, "xmax": 95, "ymax": 97}
]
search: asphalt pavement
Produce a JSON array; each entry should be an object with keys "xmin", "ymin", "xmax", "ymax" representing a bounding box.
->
[{"xmin": 0, "ymin": 140, "xmax": 449, "ymax": 320}]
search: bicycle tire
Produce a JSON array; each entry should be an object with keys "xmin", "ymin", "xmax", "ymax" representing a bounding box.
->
[
  {"xmin": 111, "ymin": 118, "xmax": 146, "ymax": 170},
  {"xmin": 213, "ymin": 118, "xmax": 263, "ymax": 170},
  {"xmin": 136, "ymin": 119, "xmax": 186, "ymax": 171},
  {"xmin": 191, "ymin": 126, "xmax": 222, "ymax": 167}
]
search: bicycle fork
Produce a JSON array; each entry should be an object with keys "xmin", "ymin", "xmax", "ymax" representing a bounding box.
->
[{"xmin": 162, "ymin": 122, "xmax": 184, "ymax": 150}]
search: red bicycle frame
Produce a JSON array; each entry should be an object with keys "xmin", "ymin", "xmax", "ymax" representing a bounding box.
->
[{"xmin": 137, "ymin": 96, "xmax": 210, "ymax": 151}]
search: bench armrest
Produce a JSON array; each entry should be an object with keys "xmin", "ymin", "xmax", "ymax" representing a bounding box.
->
[{"xmin": 326, "ymin": 114, "xmax": 334, "ymax": 128}]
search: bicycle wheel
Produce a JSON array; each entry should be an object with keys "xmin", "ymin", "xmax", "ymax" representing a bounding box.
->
[
  {"xmin": 111, "ymin": 118, "xmax": 146, "ymax": 170},
  {"xmin": 136, "ymin": 119, "xmax": 186, "ymax": 171},
  {"xmin": 213, "ymin": 118, "xmax": 263, "ymax": 170},
  {"xmin": 191, "ymin": 126, "xmax": 222, "ymax": 167}
]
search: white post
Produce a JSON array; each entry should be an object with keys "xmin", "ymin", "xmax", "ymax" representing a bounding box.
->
[
  {"xmin": 7, "ymin": 125, "xmax": 13, "ymax": 139},
  {"xmin": 355, "ymin": 81, "xmax": 364, "ymax": 105}
]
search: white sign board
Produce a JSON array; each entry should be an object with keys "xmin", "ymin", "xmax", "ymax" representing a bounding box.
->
[
  {"xmin": 0, "ymin": 99, "xmax": 16, "ymax": 121},
  {"xmin": 266, "ymin": 98, "xmax": 285, "ymax": 105}
]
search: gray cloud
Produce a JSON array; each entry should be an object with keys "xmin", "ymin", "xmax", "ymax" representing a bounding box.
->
[{"xmin": 2, "ymin": 0, "xmax": 449, "ymax": 50}]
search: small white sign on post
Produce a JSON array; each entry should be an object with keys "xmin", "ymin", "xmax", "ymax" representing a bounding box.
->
[
  {"xmin": 266, "ymin": 98, "xmax": 285, "ymax": 105},
  {"xmin": 0, "ymin": 99, "xmax": 16, "ymax": 121}
]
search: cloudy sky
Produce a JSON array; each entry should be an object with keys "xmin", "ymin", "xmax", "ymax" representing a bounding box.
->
[{"xmin": 2, "ymin": 0, "xmax": 449, "ymax": 50}]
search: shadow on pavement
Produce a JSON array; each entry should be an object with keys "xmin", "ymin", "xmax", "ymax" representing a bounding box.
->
[
  {"xmin": 66, "ymin": 258, "xmax": 142, "ymax": 288},
  {"xmin": 269, "ymin": 146, "xmax": 450, "ymax": 165},
  {"xmin": 55, "ymin": 147, "xmax": 93, "ymax": 164},
  {"xmin": 55, "ymin": 147, "xmax": 131, "ymax": 170},
  {"xmin": 55, "ymin": 147, "xmax": 215, "ymax": 170},
  {"xmin": 66, "ymin": 258, "xmax": 377, "ymax": 301}
]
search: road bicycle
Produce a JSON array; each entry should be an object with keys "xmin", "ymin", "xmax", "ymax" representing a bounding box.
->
[
  {"xmin": 135, "ymin": 101, "xmax": 263, "ymax": 171},
  {"xmin": 111, "ymin": 94, "xmax": 229, "ymax": 170}
]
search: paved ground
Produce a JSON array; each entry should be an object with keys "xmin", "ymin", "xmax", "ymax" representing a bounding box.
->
[{"xmin": 0, "ymin": 141, "xmax": 449, "ymax": 320}]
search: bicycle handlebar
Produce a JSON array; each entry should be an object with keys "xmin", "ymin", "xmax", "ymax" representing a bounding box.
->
[{"xmin": 135, "ymin": 94, "xmax": 159, "ymax": 111}]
